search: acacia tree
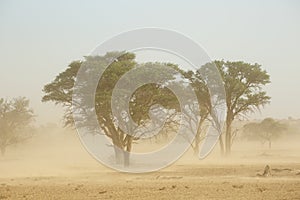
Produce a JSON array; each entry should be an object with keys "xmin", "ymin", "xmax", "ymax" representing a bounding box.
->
[
  {"xmin": 214, "ymin": 61, "xmax": 271, "ymax": 155},
  {"xmin": 243, "ymin": 118, "xmax": 286, "ymax": 149},
  {"xmin": 182, "ymin": 65, "xmax": 224, "ymax": 155},
  {"xmin": 0, "ymin": 97, "xmax": 34, "ymax": 156},
  {"xmin": 42, "ymin": 52, "xmax": 180, "ymax": 166},
  {"xmin": 183, "ymin": 61, "xmax": 271, "ymax": 156}
]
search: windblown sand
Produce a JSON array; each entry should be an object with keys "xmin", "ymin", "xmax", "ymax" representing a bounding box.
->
[{"xmin": 0, "ymin": 129, "xmax": 299, "ymax": 200}]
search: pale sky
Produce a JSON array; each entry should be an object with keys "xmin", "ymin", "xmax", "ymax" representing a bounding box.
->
[{"xmin": 0, "ymin": 0, "xmax": 299, "ymax": 125}]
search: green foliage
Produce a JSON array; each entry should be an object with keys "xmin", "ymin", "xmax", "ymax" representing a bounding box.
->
[
  {"xmin": 42, "ymin": 52, "xmax": 181, "ymax": 161},
  {"xmin": 42, "ymin": 53, "xmax": 272, "ymax": 157},
  {"xmin": 183, "ymin": 60, "xmax": 271, "ymax": 154},
  {"xmin": 213, "ymin": 60, "xmax": 271, "ymax": 154},
  {"xmin": 214, "ymin": 60, "xmax": 271, "ymax": 119}
]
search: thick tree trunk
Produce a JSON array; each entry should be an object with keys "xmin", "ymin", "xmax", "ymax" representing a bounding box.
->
[
  {"xmin": 111, "ymin": 127, "xmax": 133, "ymax": 167},
  {"xmin": 193, "ymin": 130, "xmax": 202, "ymax": 156},
  {"xmin": 124, "ymin": 136, "xmax": 133, "ymax": 167},
  {"xmin": 124, "ymin": 151, "xmax": 130, "ymax": 167},
  {"xmin": 225, "ymin": 115, "xmax": 233, "ymax": 156},
  {"xmin": 107, "ymin": 125, "xmax": 125, "ymax": 165},
  {"xmin": 193, "ymin": 118, "xmax": 205, "ymax": 156},
  {"xmin": 113, "ymin": 145, "xmax": 123, "ymax": 164},
  {"xmin": 225, "ymin": 125, "xmax": 231, "ymax": 155}
]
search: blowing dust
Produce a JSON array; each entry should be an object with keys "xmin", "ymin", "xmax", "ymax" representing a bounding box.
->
[{"xmin": 1, "ymin": 123, "xmax": 300, "ymax": 178}]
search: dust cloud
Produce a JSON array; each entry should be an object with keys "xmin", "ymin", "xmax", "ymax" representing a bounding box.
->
[
  {"xmin": 1, "ymin": 122, "xmax": 299, "ymax": 177},
  {"xmin": 0, "ymin": 125, "xmax": 106, "ymax": 178},
  {"xmin": 0, "ymin": 122, "xmax": 300, "ymax": 200}
]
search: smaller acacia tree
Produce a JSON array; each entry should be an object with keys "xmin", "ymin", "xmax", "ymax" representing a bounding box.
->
[
  {"xmin": 214, "ymin": 61, "xmax": 271, "ymax": 155},
  {"xmin": 180, "ymin": 61, "xmax": 270, "ymax": 156},
  {"xmin": 243, "ymin": 118, "xmax": 286, "ymax": 149},
  {"xmin": 182, "ymin": 66, "xmax": 223, "ymax": 155},
  {"xmin": 0, "ymin": 97, "xmax": 35, "ymax": 156}
]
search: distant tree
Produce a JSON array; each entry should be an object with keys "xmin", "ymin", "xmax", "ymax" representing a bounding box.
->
[
  {"xmin": 214, "ymin": 61, "xmax": 271, "ymax": 155},
  {"xmin": 0, "ymin": 97, "xmax": 35, "ymax": 156},
  {"xmin": 243, "ymin": 118, "xmax": 286, "ymax": 149}
]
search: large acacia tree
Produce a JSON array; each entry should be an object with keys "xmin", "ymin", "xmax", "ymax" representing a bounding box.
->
[{"xmin": 42, "ymin": 52, "xmax": 180, "ymax": 166}]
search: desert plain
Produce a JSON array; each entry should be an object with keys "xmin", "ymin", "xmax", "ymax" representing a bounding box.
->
[{"xmin": 0, "ymin": 129, "xmax": 299, "ymax": 200}]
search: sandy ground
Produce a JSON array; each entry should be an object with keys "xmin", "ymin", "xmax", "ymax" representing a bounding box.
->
[
  {"xmin": 1, "ymin": 164, "xmax": 300, "ymax": 200},
  {"xmin": 0, "ymin": 130, "xmax": 300, "ymax": 200}
]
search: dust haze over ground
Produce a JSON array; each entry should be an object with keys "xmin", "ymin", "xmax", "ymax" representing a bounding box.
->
[{"xmin": 0, "ymin": 124, "xmax": 300, "ymax": 199}]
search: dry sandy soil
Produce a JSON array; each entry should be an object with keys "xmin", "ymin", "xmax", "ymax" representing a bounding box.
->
[
  {"xmin": 0, "ymin": 130, "xmax": 300, "ymax": 200},
  {"xmin": 1, "ymin": 164, "xmax": 300, "ymax": 200}
]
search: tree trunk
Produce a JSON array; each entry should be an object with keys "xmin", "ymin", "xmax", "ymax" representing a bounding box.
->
[
  {"xmin": 225, "ymin": 117, "xmax": 233, "ymax": 156},
  {"xmin": 193, "ymin": 118, "xmax": 205, "ymax": 156},
  {"xmin": 193, "ymin": 142, "xmax": 200, "ymax": 156},
  {"xmin": 193, "ymin": 131, "xmax": 201, "ymax": 156},
  {"xmin": 225, "ymin": 125, "xmax": 231, "ymax": 155},
  {"xmin": 110, "ymin": 129, "xmax": 126, "ymax": 165},
  {"xmin": 113, "ymin": 145, "xmax": 123, "ymax": 164},
  {"xmin": 124, "ymin": 151, "xmax": 130, "ymax": 167},
  {"xmin": 124, "ymin": 136, "xmax": 133, "ymax": 167},
  {"xmin": 268, "ymin": 140, "xmax": 272, "ymax": 149}
]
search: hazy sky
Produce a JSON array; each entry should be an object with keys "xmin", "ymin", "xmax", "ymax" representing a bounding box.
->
[{"xmin": 0, "ymin": 0, "xmax": 299, "ymax": 124}]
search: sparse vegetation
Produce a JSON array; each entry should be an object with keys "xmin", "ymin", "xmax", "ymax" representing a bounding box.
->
[
  {"xmin": 243, "ymin": 118, "xmax": 286, "ymax": 149},
  {"xmin": 0, "ymin": 97, "xmax": 35, "ymax": 156}
]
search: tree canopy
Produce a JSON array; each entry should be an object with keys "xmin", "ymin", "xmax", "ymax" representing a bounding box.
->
[
  {"xmin": 42, "ymin": 52, "xmax": 182, "ymax": 166},
  {"xmin": 0, "ymin": 97, "xmax": 35, "ymax": 155},
  {"xmin": 243, "ymin": 118, "xmax": 286, "ymax": 148},
  {"xmin": 214, "ymin": 60, "xmax": 271, "ymax": 154},
  {"xmin": 183, "ymin": 61, "xmax": 271, "ymax": 155},
  {"xmin": 42, "ymin": 53, "xmax": 271, "ymax": 161}
]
